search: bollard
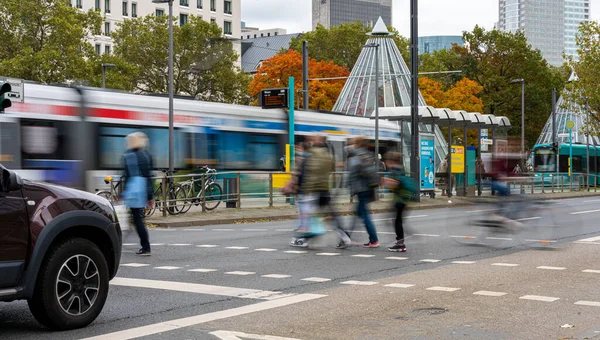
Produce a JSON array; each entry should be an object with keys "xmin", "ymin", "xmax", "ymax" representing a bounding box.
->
[
  {"xmin": 570, "ymin": 175, "xmax": 573, "ymax": 192},
  {"xmin": 561, "ymin": 175, "xmax": 564, "ymax": 193},
  {"xmin": 551, "ymin": 174, "xmax": 554, "ymax": 193},
  {"xmin": 162, "ymin": 176, "xmax": 167, "ymax": 217},
  {"xmin": 201, "ymin": 174, "xmax": 206, "ymax": 212},
  {"xmin": 236, "ymin": 172, "xmax": 241, "ymax": 209},
  {"xmin": 269, "ymin": 173, "xmax": 273, "ymax": 208},
  {"xmin": 541, "ymin": 174, "xmax": 545, "ymax": 194},
  {"xmin": 531, "ymin": 179, "xmax": 534, "ymax": 194},
  {"xmin": 595, "ymin": 175, "xmax": 598, "ymax": 193}
]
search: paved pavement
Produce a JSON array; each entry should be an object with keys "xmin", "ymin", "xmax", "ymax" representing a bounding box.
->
[{"xmin": 2, "ymin": 196, "xmax": 600, "ymax": 339}]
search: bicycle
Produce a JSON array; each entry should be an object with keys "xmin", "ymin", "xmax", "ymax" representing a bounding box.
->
[
  {"xmin": 178, "ymin": 166, "xmax": 223, "ymax": 213},
  {"xmin": 144, "ymin": 169, "xmax": 186, "ymax": 217},
  {"xmin": 95, "ymin": 176, "xmax": 122, "ymax": 203}
]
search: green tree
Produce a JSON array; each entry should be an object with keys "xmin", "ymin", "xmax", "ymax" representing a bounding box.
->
[
  {"xmin": 565, "ymin": 21, "xmax": 600, "ymax": 125},
  {"xmin": 111, "ymin": 15, "xmax": 251, "ymax": 104},
  {"xmin": 454, "ymin": 26, "xmax": 568, "ymax": 149},
  {"xmin": 0, "ymin": 0, "xmax": 102, "ymax": 83},
  {"xmin": 419, "ymin": 48, "xmax": 463, "ymax": 89},
  {"xmin": 289, "ymin": 22, "xmax": 409, "ymax": 70}
]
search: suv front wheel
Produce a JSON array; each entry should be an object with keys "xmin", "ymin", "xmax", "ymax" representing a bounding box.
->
[{"xmin": 28, "ymin": 238, "xmax": 110, "ymax": 330}]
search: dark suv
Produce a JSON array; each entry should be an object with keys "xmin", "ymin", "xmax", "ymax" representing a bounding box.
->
[{"xmin": 0, "ymin": 165, "xmax": 121, "ymax": 330}]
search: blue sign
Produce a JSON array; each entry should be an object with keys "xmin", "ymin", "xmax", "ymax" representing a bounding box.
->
[{"xmin": 420, "ymin": 136, "xmax": 435, "ymax": 190}]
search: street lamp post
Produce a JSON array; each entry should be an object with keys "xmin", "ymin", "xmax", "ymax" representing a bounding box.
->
[
  {"xmin": 511, "ymin": 78, "xmax": 525, "ymax": 171},
  {"xmin": 153, "ymin": 0, "xmax": 174, "ymax": 174},
  {"xmin": 101, "ymin": 63, "xmax": 115, "ymax": 88},
  {"xmin": 586, "ymin": 96, "xmax": 590, "ymax": 190},
  {"xmin": 363, "ymin": 43, "xmax": 380, "ymax": 162}
]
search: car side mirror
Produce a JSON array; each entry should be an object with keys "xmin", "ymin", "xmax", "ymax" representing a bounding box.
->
[{"xmin": 1, "ymin": 168, "xmax": 23, "ymax": 192}]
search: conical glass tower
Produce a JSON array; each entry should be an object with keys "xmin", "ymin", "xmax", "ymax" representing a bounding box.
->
[{"xmin": 332, "ymin": 17, "xmax": 448, "ymax": 163}]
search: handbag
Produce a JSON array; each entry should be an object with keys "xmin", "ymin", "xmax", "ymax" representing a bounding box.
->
[
  {"xmin": 114, "ymin": 204, "xmax": 132, "ymax": 232},
  {"xmin": 122, "ymin": 152, "xmax": 147, "ymax": 208}
]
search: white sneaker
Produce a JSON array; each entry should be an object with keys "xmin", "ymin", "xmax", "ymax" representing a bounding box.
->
[{"xmin": 290, "ymin": 238, "xmax": 309, "ymax": 248}]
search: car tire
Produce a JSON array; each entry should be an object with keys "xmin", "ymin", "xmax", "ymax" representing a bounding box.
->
[{"xmin": 27, "ymin": 238, "xmax": 110, "ymax": 330}]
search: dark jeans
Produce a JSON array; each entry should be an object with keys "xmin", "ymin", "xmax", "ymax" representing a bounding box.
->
[
  {"xmin": 357, "ymin": 191, "xmax": 378, "ymax": 243},
  {"xmin": 131, "ymin": 208, "xmax": 151, "ymax": 252},
  {"xmin": 394, "ymin": 202, "xmax": 406, "ymax": 241}
]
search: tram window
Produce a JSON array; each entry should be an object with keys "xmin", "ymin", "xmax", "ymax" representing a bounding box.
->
[
  {"xmin": 218, "ymin": 132, "xmax": 278, "ymax": 170},
  {"xmin": 20, "ymin": 121, "xmax": 66, "ymax": 161},
  {"xmin": 533, "ymin": 149, "xmax": 556, "ymax": 172}
]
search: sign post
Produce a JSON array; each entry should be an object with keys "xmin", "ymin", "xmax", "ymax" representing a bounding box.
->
[
  {"xmin": 567, "ymin": 120, "xmax": 574, "ymax": 177},
  {"xmin": 288, "ymin": 77, "xmax": 295, "ymax": 205},
  {"xmin": 2, "ymin": 77, "xmax": 24, "ymax": 103}
]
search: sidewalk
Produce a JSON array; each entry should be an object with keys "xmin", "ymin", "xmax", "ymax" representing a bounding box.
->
[{"xmin": 146, "ymin": 191, "xmax": 600, "ymax": 228}]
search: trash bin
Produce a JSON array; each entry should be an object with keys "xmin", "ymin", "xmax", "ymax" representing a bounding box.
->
[{"xmin": 224, "ymin": 178, "xmax": 237, "ymax": 208}]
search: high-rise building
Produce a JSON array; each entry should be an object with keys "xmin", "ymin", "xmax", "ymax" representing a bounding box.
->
[
  {"xmin": 240, "ymin": 22, "xmax": 287, "ymax": 40},
  {"xmin": 497, "ymin": 0, "xmax": 590, "ymax": 66},
  {"xmin": 418, "ymin": 36, "xmax": 463, "ymax": 55},
  {"xmin": 312, "ymin": 0, "xmax": 392, "ymax": 29}
]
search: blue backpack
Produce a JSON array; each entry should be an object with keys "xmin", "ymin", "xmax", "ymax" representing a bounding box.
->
[{"xmin": 122, "ymin": 152, "xmax": 147, "ymax": 208}]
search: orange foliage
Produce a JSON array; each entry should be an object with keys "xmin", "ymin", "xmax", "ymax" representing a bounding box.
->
[
  {"xmin": 249, "ymin": 49, "xmax": 350, "ymax": 110},
  {"xmin": 418, "ymin": 78, "xmax": 444, "ymax": 108},
  {"xmin": 418, "ymin": 77, "xmax": 484, "ymax": 113}
]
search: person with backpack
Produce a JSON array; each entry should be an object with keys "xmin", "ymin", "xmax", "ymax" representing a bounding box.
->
[
  {"xmin": 382, "ymin": 152, "xmax": 414, "ymax": 252},
  {"xmin": 122, "ymin": 132, "xmax": 154, "ymax": 256},
  {"xmin": 349, "ymin": 136, "xmax": 379, "ymax": 248}
]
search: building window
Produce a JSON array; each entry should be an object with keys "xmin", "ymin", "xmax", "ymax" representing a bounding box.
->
[
  {"xmin": 254, "ymin": 34, "xmax": 256, "ymax": 38},
  {"xmin": 132, "ymin": 2, "xmax": 137, "ymax": 17},
  {"xmin": 224, "ymin": 0, "xmax": 231, "ymax": 14},
  {"xmin": 122, "ymin": 1, "xmax": 128, "ymax": 16},
  {"xmin": 267, "ymin": 32, "xmax": 270, "ymax": 36},
  {"xmin": 211, "ymin": 17, "xmax": 216, "ymax": 24},
  {"xmin": 95, "ymin": 0, "xmax": 100, "ymax": 10},
  {"xmin": 156, "ymin": 8, "xmax": 164, "ymax": 16},
  {"xmin": 224, "ymin": 21, "xmax": 232, "ymax": 35},
  {"xmin": 247, "ymin": 35, "xmax": 250, "ymax": 39},
  {"xmin": 180, "ymin": 0, "xmax": 189, "ymax": 6},
  {"xmin": 76, "ymin": 0, "xmax": 82, "ymax": 8},
  {"xmin": 197, "ymin": 0, "xmax": 202, "ymax": 8},
  {"xmin": 105, "ymin": 22, "xmax": 110, "ymax": 35},
  {"xmin": 95, "ymin": 44, "xmax": 101, "ymax": 54},
  {"xmin": 210, "ymin": 0, "xmax": 216, "ymax": 11},
  {"xmin": 180, "ymin": 14, "xmax": 188, "ymax": 26},
  {"xmin": 274, "ymin": 32, "xmax": 278, "ymax": 36},
  {"xmin": 260, "ymin": 33, "xmax": 263, "ymax": 37},
  {"xmin": 105, "ymin": 45, "xmax": 111, "ymax": 55},
  {"xmin": 105, "ymin": 0, "xmax": 110, "ymax": 13}
]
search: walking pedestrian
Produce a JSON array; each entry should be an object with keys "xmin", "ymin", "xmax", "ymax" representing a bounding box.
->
[
  {"xmin": 122, "ymin": 132, "xmax": 154, "ymax": 256},
  {"xmin": 349, "ymin": 136, "xmax": 380, "ymax": 248},
  {"xmin": 382, "ymin": 152, "xmax": 409, "ymax": 252}
]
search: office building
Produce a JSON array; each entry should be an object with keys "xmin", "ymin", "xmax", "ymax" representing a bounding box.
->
[
  {"xmin": 241, "ymin": 22, "xmax": 287, "ymax": 40},
  {"xmin": 241, "ymin": 33, "xmax": 302, "ymax": 73},
  {"xmin": 497, "ymin": 0, "xmax": 590, "ymax": 66},
  {"xmin": 70, "ymin": 0, "xmax": 241, "ymax": 61},
  {"xmin": 312, "ymin": 0, "xmax": 392, "ymax": 29},
  {"xmin": 419, "ymin": 36, "xmax": 463, "ymax": 55}
]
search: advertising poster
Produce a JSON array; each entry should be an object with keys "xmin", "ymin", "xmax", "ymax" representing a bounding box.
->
[
  {"xmin": 451, "ymin": 146, "xmax": 465, "ymax": 174},
  {"xmin": 420, "ymin": 136, "xmax": 435, "ymax": 190}
]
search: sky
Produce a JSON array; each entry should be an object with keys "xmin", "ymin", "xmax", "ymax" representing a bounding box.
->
[{"xmin": 241, "ymin": 0, "xmax": 600, "ymax": 37}]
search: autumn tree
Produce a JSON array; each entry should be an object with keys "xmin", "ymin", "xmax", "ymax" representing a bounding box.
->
[
  {"xmin": 419, "ymin": 49, "xmax": 463, "ymax": 89},
  {"xmin": 0, "ymin": 0, "xmax": 102, "ymax": 83},
  {"xmin": 111, "ymin": 15, "xmax": 251, "ymax": 104},
  {"xmin": 289, "ymin": 22, "xmax": 409, "ymax": 70},
  {"xmin": 249, "ymin": 49, "xmax": 350, "ymax": 111}
]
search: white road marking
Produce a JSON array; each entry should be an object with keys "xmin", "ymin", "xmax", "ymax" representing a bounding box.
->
[
  {"xmin": 188, "ymin": 269, "xmax": 217, "ymax": 273},
  {"xmin": 583, "ymin": 199, "xmax": 600, "ymax": 203},
  {"xmin": 150, "ymin": 243, "xmax": 165, "ymax": 246},
  {"xmin": 284, "ymin": 250, "xmax": 308, "ymax": 254},
  {"xmin": 486, "ymin": 237, "xmax": 513, "ymax": 241},
  {"xmin": 372, "ymin": 218, "xmax": 393, "ymax": 222},
  {"xmin": 449, "ymin": 235, "xmax": 470, "ymax": 238},
  {"xmin": 110, "ymin": 277, "xmax": 290, "ymax": 300},
  {"xmin": 82, "ymin": 293, "xmax": 326, "ymax": 340},
  {"xmin": 468, "ymin": 209, "xmax": 497, "ymax": 213},
  {"xmin": 473, "ymin": 291, "xmax": 507, "ymax": 297},
  {"xmin": 341, "ymin": 280, "xmax": 378, "ymax": 286},
  {"xmin": 155, "ymin": 229, "xmax": 176, "ymax": 232},
  {"xmin": 427, "ymin": 286, "xmax": 460, "ymax": 292},
  {"xmin": 516, "ymin": 217, "xmax": 540, "ymax": 221},
  {"xmin": 154, "ymin": 266, "xmax": 182, "ymax": 270},
  {"xmin": 184, "ymin": 229, "xmax": 205, "ymax": 231},
  {"xmin": 243, "ymin": 229, "xmax": 268, "ymax": 232},
  {"xmin": 226, "ymin": 246, "xmax": 250, "ymax": 250},
  {"xmin": 169, "ymin": 244, "xmax": 192, "ymax": 246},
  {"xmin": 413, "ymin": 234, "xmax": 440, "ymax": 237},
  {"xmin": 262, "ymin": 274, "xmax": 292, "ymax": 279},
  {"xmin": 583, "ymin": 269, "xmax": 600, "ymax": 274},
  {"xmin": 351, "ymin": 254, "xmax": 376, "ymax": 258},
  {"xmin": 210, "ymin": 330, "xmax": 302, "ymax": 340},
  {"xmin": 525, "ymin": 239, "xmax": 557, "ymax": 243},
  {"xmin": 121, "ymin": 263, "xmax": 150, "ymax": 267},
  {"xmin": 519, "ymin": 295, "xmax": 560, "ymax": 302},
  {"xmin": 122, "ymin": 243, "xmax": 137, "ymax": 246},
  {"xmin": 575, "ymin": 301, "xmax": 600, "ymax": 307},
  {"xmin": 301, "ymin": 277, "xmax": 331, "ymax": 283},
  {"xmin": 571, "ymin": 209, "xmax": 600, "ymax": 215},
  {"xmin": 385, "ymin": 257, "xmax": 408, "ymax": 260},
  {"xmin": 537, "ymin": 266, "xmax": 566, "ymax": 270},
  {"xmin": 420, "ymin": 259, "xmax": 441, "ymax": 263},
  {"xmin": 574, "ymin": 241, "xmax": 600, "ymax": 245},
  {"xmin": 350, "ymin": 230, "xmax": 396, "ymax": 235},
  {"xmin": 452, "ymin": 261, "xmax": 476, "ymax": 264},
  {"xmin": 275, "ymin": 229, "xmax": 294, "ymax": 232},
  {"xmin": 407, "ymin": 215, "xmax": 429, "ymax": 219},
  {"xmin": 197, "ymin": 244, "xmax": 219, "ymax": 248},
  {"xmin": 255, "ymin": 248, "xmax": 278, "ymax": 252},
  {"xmin": 225, "ymin": 271, "xmax": 256, "ymax": 276},
  {"xmin": 213, "ymin": 229, "xmax": 235, "ymax": 231},
  {"xmin": 492, "ymin": 263, "xmax": 520, "ymax": 267},
  {"xmin": 316, "ymin": 253, "xmax": 341, "ymax": 256},
  {"xmin": 384, "ymin": 283, "xmax": 415, "ymax": 288},
  {"xmin": 577, "ymin": 236, "xmax": 600, "ymax": 242}
]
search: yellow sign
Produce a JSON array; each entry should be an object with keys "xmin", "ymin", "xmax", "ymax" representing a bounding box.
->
[
  {"xmin": 272, "ymin": 174, "xmax": 292, "ymax": 189},
  {"xmin": 566, "ymin": 120, "xmax": 575, "ymax": 130},
  {"xmin": 451, "ymin": 146, "xmax": 465, "ymax": 173}
]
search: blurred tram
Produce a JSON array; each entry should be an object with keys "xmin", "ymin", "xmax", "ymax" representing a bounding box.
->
[{"xmin": 0, "ymin": 83, "xmax": 401, "ymax": 191}]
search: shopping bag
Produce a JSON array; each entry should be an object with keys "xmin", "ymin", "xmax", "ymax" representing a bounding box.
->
[{"xmin": 114, "ymin": 204, "xmax": 132, "ymax": 232}]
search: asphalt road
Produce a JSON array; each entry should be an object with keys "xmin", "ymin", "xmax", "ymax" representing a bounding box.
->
[{"xmin": 2, "ymin": 196, "xmax": 600, "ymax": 340}]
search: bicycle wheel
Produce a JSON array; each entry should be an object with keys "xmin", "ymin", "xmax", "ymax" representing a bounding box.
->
[
  {"xmin": 176, "ymin": 184, "xmax": 193, "ymax": 214},
  {"xmin": 96, "ymin": 191, "xmax": 116, "ymax": 204},
  {"xmin": 204, "ymin": 182, "xmax": 222, "ymax": 211}
]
